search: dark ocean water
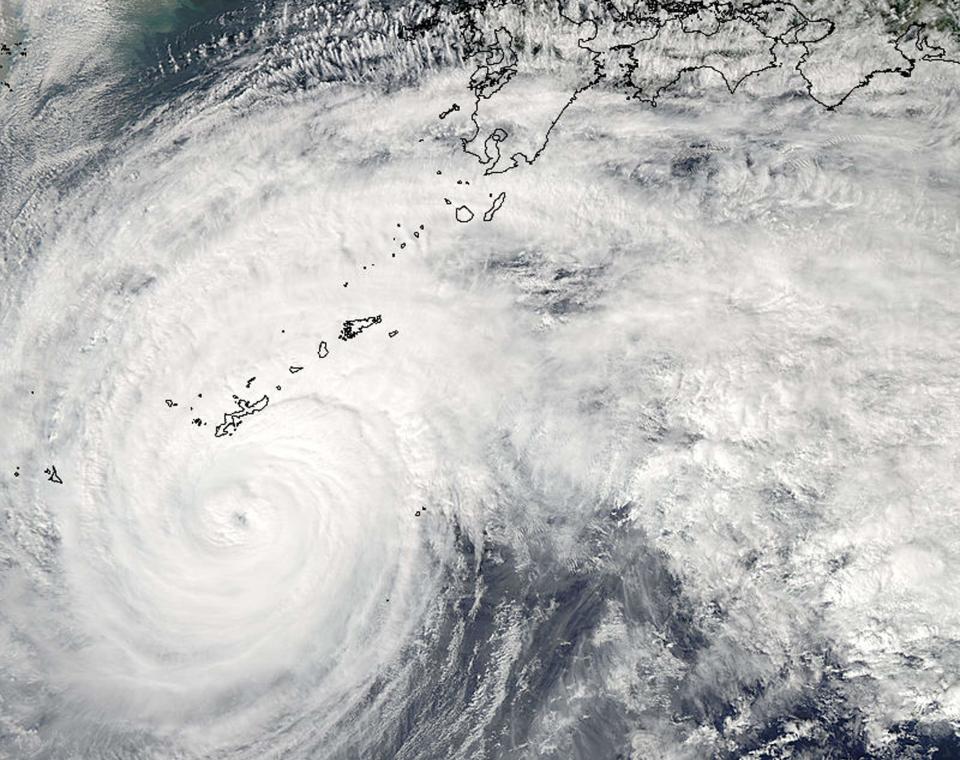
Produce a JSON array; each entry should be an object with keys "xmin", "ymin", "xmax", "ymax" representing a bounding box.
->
[{"xmin": 2, "ymin": 2, "xmax": 960, "ymax": 758}]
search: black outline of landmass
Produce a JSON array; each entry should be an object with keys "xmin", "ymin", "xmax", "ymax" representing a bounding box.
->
[
  {"xmin": 457, "ymin": 1, "xmax": 960, "ymax": 175},
  {"xmin": 214, "ymin": 395, "xmax": 270, "ymax": 438},
  {"xmin": 483, "ymin": 191, "xmax": 507, "ymax": 221},
  {"xmin": 338, "ymin": 315, "xmax": 383, "ymax": 341},
  {"xmin": 439, "ymin": 103, "xmax": 461, "ymax": 119},
  {"xmin": 0, "ymin": 40, "xmax": 27, "ymax": 92}
]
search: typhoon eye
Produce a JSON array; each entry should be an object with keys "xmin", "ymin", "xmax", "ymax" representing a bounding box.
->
[{"xmin": 2, "ymin": 0, "xmax": 960, "ymax": 758}]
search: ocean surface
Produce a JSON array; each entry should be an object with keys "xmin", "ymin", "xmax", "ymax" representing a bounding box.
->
[{"xmin": 2, "ymin": 1, "xmax": 960, "ymax": 758}]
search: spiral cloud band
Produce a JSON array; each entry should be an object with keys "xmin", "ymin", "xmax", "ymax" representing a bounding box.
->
[{"xmin": 3, "ymin": 0, "xmax": 960, "ymax": 757}]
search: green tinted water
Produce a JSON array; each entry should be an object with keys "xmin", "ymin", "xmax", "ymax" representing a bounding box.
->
[{"xmin": 119, "ymin": 0, "xmax": 250, "ymax": 64}]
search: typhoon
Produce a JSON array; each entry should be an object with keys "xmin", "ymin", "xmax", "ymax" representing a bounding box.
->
[{"xmin": 2, "ymin": 1, "xmax": 960, "ymax": 758}]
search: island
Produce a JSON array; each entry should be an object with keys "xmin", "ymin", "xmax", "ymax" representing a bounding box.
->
[
  {"xmin": 214, "ymin": 395, "xmax": 270, "ymax": 438},
  {"xmin": 338, "ymin": 315, "xmax": 383, "ymax": 341}
]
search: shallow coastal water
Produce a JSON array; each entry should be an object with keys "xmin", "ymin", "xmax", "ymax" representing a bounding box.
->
[{"xmin": 2, "ymin": 2, "xmax": 960, "ymax": 758}]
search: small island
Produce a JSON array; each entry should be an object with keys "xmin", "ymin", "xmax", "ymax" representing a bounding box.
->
[{"xmin": 214, "ymin": 395, "xmax": 270, "ymax": 438}]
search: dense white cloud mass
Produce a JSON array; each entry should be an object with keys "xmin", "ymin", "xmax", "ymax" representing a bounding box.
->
[{"xmin": 1, "ymin": 1, "xmax": 960, "ymax": 758}]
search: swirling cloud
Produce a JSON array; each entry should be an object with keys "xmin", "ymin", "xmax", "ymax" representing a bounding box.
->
[{"xmin": 3, "ymin": 1, "xmax": 960, "ymax": 758}]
